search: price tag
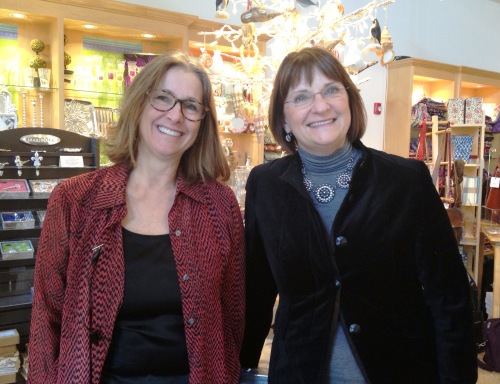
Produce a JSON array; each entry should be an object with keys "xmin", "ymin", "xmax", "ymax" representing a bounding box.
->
[
  {"xmin": 59, "ymin": 156, "xmax": 84, "ymax": 168},
  {"xmin": 490, "ymin": 177, "xmax": 500, "ymax": 189}
]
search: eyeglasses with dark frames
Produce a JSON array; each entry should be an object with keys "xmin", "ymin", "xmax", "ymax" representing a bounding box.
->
[{"xmin": 147, "ymin": 89, "xmax": 209, "ymax": 122}]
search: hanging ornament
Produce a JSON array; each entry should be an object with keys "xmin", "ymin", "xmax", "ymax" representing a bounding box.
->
[
  {"xmin": 211, "ymin": 50, "xmax": 225, "ymax": 74},
  {"xmin": 380, "ymin": 26, "xmax": 395, "ymax": 65},
  {"xmin": 241, "ymin": 7, "xmax": 283, "ymax": 23},
  {"xmin": 370, "ymin": 18, "xmax": 382, "ymax": 45},
  {"xmin": 200, "ymin": 49, "xmax": 213, "ymax": 69},
  {"xmin": 215, "ymin": 0, "xmax": 230, "ymax": 20}
]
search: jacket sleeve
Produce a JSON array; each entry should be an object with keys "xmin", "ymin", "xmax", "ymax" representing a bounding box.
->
[
  {"xmin": 221, "ymin": 187, "xmax": 247, "ymax": 362},
  {"xmin": 413, "ymin": 161, "xmax": 478, "ymax": 383},
  {"xmin": 240, "ymin": 170, "xmax": 278, "ymax": 368},
  {"xmin": 27, "ymin": 184, "xmax": 71, "ymax": 384}
]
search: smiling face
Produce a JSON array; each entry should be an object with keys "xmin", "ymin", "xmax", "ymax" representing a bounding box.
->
[
  {"xmin": 283, "ymin": 67, "xmax": 351, "ymax": 156},
  {"xmin": 137, "ymin": 66, "xmax": 203, "ymax": 165}
]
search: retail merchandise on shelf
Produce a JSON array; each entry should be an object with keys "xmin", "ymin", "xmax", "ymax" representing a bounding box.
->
[{"xmin": 0, "ymin": 0, "xmax": 265, "ymax": 167}]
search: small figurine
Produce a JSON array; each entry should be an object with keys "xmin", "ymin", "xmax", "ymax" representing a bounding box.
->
[
  {"xmin": 14, "ymin": 155, "xmax": 30, "ymax": 176},
  {"xmin": 216, "ymin": 0, "xmax": 230, "ymax": 20},
  {"xmin": 31, "ymin": 151, "xmax": 44, "ymax": 176},
  {"xmin": 0, "ymin": 162, "xmax": 7, "ymax": 177}
]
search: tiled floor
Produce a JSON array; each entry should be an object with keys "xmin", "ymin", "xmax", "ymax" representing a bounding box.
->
[
  {"xmin": 258, "ymin": 331, "xmax": 500, "ymax": 382},
  {"xmin": 477, "ymin": 353, "xmax": 500, "ymax": 384}
]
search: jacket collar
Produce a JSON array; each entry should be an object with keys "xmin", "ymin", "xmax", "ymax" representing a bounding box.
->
[
  {"xmin": 91, "ymin": 163, "xmax": 208, "ymax": 211},
  {"xmin": 175, "ymin": 171, "xmax": 208, "ymax": 204},
  {"xmin": 91, "ymin": 163, "xmax": 129, "ymax": 210}
]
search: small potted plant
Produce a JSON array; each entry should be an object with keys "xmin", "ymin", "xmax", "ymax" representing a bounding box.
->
[
  {"xmin": 64, "ymin": 34, "xmax": 73, "ymax": 75},
  {"xmin": 29, "ymin": 39, "xmax": 47, "ymax": 88}
]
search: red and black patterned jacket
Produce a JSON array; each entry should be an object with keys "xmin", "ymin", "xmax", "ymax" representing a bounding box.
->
[{"xmin": 28, "ymin": 163, "xmax": 245, "ymax": 384}]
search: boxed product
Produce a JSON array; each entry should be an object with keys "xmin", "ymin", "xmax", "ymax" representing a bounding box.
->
[
  {"xmin": 36, "ymin": 210, "xmax": 46, "ymax": 227},
  {"xmin": 0, "ymin": 180, "xmax": 29, "ymax": 199},
  {"xmin": 447, "ymin": 97, "xmax": 484, "ymax": 125},
  {"xmin": 447, "ymin": 98, "xmax": 465, "ymax": 124},
  {"xmin": 0, "ymin": 330, "xmax": 19, "ymax": 348},
  {"xmin": 461, "ymin": 177, "xmax": 479, "ymax": 205},
  {"xmin": 28, "ymin": 179, "xmax": 58, "ymax": 199},
  {"xmin": 0, "ymin": 240, "xmax": 34, "ymax": 261},
  {"xmin": 465, "ymin": 97, "xmax": 483, "ymax": 124},
  {"xmin": 0, "ymin": 211, "xmax": 35, "ymax": 230}
]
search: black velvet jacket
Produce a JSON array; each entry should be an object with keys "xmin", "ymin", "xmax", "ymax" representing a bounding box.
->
[{"xmin": 240, "ymin": 141, "xmax": 477, "ymax": 384}]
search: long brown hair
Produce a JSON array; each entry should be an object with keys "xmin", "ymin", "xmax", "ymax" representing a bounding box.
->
[
  {"xmin": 105, "ymin": 50, "xmax": 229, "ymax": 183},
  {"xmin": 269, "ymin": 46, "xmax": 367, "ymax": 154}
]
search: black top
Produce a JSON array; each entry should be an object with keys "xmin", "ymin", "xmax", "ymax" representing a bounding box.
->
[{"xmin": 101, "ymin": 227, "xmax": 189, "ymax": 382}]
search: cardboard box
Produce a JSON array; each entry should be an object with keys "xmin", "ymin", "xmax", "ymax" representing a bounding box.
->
[
  {"xmin": 0, "ymin": 371, "xmax": 16, "ymax": 384},
  {"xmin": 0, "ymin": 330, "xmax": 19, "ymax": 348}
]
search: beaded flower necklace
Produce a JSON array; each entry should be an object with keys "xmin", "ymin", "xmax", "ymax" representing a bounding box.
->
[{"xmin": 301, "ymin": 149, "xmax": 355, "ymax": 203}]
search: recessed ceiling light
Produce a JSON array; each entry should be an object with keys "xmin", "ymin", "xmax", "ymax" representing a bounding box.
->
[
  {"xmin": 9, "ymin": 13, "xmax": 27, "ymax": 19},
  {"xmin": 141, "ymin": 33, "xmax": 156, "ymax": 39},
  {"xmin": 82, "ymin": 24, "xmax": 97, "ymax": 29}
]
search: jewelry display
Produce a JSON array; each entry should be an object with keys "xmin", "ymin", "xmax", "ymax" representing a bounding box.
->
[
  {"xmin": 0, "ymin": 162, "xmax": 7, "ymax": 177},
  {"xmin": 0, "ymin": 211, "xmax": 35, "ymax": 230},
  {"xmin": 0, "ymin": 240, "xmax": 34, "ymax": 260},
  {"xmin": 302, "ymin": 150, "xmax": 355, "ymax": 204},
  {"xmin": 39, "ymin": 94, "xmax": 44, "ymax": 128},
  {"xmin": 28, "ymin": 179, "xmax": 58, "ymax": 198},
  {"xmin": 1, "ymin": 184, "xmax": 20, "ymax": 190},
  {"xmin": 21, "ymin": 92, "xmax": 27, "ymax": 127},
  {"xmin": 31, "ymin": 151, "xmax": 44, "ymax": 176},
  {"xmin": 0, "ymin": 179, "xmax": 29, "ymax": 199},
  {"xmin": 14, "ymin": 156, "xmax": 30, "ymax": 176},
  {"xmin": 36, "ymin": 210, "xmax": 46, "ymax": 227},
  {"xmin": 31, "ymin": 98, "xmax": 37, "ymax": 127}
]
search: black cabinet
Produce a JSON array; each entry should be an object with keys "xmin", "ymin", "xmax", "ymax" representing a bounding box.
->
[{"xmin": 0, "ymin": 128, "xmax": 100, "ymax": 352}]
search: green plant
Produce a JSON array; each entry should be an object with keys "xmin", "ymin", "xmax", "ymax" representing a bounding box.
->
[
  {"xmin": 30, "ymin": 38, "xmax": 45, "ymax": 54},
  {"xmin": 63, "ymin": 34, "xmax": 72, "ymax": 70},
  {"xmin": 64, "ymin": 51, "xmax": 72, "ymax": 69},
  {"xmin": 29, "ymin": 38, "xmax": 46, "ymax": 76},
  {"xmin": 29, "ymin": 56, "xmax": 47, "ymax": 75}
]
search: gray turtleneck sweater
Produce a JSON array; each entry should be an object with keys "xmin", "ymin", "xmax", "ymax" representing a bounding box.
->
[{"xmin": 298, "ymin": 142, "xmax": 366, "ymax": 383}]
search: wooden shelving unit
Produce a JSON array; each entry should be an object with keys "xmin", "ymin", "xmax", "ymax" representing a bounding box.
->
[{"xmin": 384, "ymin": 58, "xmax": 500, "ymax": 159}]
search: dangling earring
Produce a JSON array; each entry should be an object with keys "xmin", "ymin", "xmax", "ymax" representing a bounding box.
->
[{"xmin": 285, "ymin": 131, "xmax": 293, "ymax": 142}]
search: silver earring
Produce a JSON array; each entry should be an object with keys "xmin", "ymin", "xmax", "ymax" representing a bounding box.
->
[{"xmin": 285, "ymin": 131, "xmax": 293, "ymax": 142}]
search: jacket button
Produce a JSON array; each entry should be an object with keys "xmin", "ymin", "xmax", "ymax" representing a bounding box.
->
[
  {"xmin": 349, "ymin": 324, "xmax": 361, "ymax": 334},
  {"xmin": 188, "ymin": 318, "xmax": 195, "ymax": 325},
  {"xmin": 335, "ymin": 236, "xmax": 347, "ymax": 248},
  {"xmin": 335, "ymin": 280, "xmax": 341, "ymax": 288},
  {"xmin": 183, "ymin": 274, "xmax": 189, "ymax": 281},
  {"xmin": 175, "ymin": 230, "xmax": 181, "ymax": 236}
]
